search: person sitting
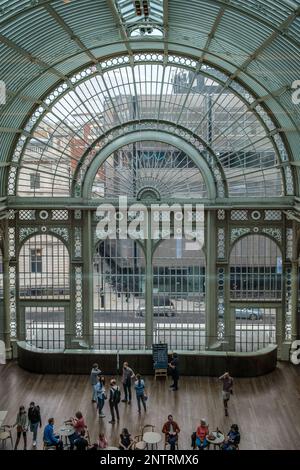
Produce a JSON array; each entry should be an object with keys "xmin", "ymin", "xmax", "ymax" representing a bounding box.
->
[
  {"xmin": 119, "ymin": 428, "xmax": 133, "ymax": 450},
  {"xmin": 65, "ymin": 411, "xmax": 87, "ymax": 450},
  {"xmin": 43, "ymin": 418, "xmax": 63, "ymax": 450},
  {"xmin": 98, "ymin": 432, "xmax": 108, "ymax": 449},
  {"xmin": 221, "ymin": 424, "xmax": 240, "ymax": 450},
  {"xmin": 162, "ymin": 415, "xmax": 180, "ymax": 450},
  {"xmin": 74, "ymin": 430, "xmax": 89, "ymax": 451},
  {"xmin": 196, "ymin": 419, "xmax": 209, "ymax": 450}
]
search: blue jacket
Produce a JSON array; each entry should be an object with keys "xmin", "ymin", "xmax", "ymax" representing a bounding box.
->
[
  {"xmin": 135, "ymin": 379, "xmax": 145, "ymax": 396},
  {"xmin": 43, "ymin": 423, "xmax": 59, "ymax": 445}
]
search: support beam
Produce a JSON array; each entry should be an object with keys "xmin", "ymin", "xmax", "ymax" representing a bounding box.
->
[
  {"xmin": 82, "ymin": 210, "xmax": 94, "ymax": 347},
  {"xmin": 205, "ymin": 210, "xmax": 218, "ymax": 348},
  {"xmin": 1, "ymin": 219, "xmax": 12, "ymax": 358},
  {"xmin": 145, "ymin": 210, "xmax": 153, "ymax": 349}
]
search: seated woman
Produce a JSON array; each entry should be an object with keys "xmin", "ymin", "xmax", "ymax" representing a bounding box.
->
[
  {"xmin": 65, "ymin": 411, "xmax": 87, "ymax": 450},
  {"xmin": 195, "ymin": 419, "xmax": 209, "ymax": 450},
  {"xmin": 221, "ymin": 424, "xmax": 240, "ymax": 450},
  {"xmin": 119, "ymin": 428, "xmax": 133, "ymax": 450}
]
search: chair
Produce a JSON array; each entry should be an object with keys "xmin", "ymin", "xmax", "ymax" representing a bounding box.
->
[
  {"xmin": 85, "ymin": 427, "xmax": 91, "ymax": 446},
  {"xmin": 141, "ymin": 424, "xmax": 155, "ymax": 435},
  {"xmin": 164, "ymin": 434, "xmax": 179, "ymax": 450},
  {"xmin": 0, "ymin": 425, "xmax": 13, "ymax": 449},
  {"xmin": 132, "ymin": 435, "xmax": 146, "ymax": 450},
  {"xmin": 43, "ymin": 441, "xmax": 57, "ymax": 450}
]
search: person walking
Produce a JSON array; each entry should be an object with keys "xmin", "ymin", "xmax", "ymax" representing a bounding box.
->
[
  {"xmin": 121, "ymin": 362, "xmax": 135, "ymax": 404},
  {"xmin": 219, "ymin": 371, "xmax": 234, "ymax": 416},
  {"xmin": 108, "ymin": 378, "xmax": 121, "ymax": 424},
  {"xmin": 95, "ymin": 375, "xmax": 107, "ymax": 418},
  {"xmin": 134, "ymin": 373, "xmax": 147, "ymax": 414},
  {"xmin": 90, "ymin": 363, "xmax": 101, "ymax": 403},
  {"xmin": 28, "ymin": 401, "xmax": 42, "ymax": 448},
  {"xmin": 168, "ymin": 352, "xmax": 179, "ymax": 391},
  {"xmin": 13, "ymin": 405, "xmax": 28, "ymax": 450}
]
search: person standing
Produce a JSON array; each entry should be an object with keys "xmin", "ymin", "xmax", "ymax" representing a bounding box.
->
[
  {"xmin": 95, "ymin": 375, "xmax": 107, "ymax": 418},
  {"xmin": 28, "ymin": 401, "xmax": 42, "ymax": 448},
  {"xmin": 134, "ymin": 373, "xmax": 147, "ymax": 414},
  {"xmin": 13, "ymin": 405, "xmax": 28, "ymax": 450},
  {"xmin": 108, "ymin": 378, "xmax": 121, "ymax": 424},
  {"xmin": 121, "ymin": 362, "xmax": 135, "ymax": 404},
  {"xmin": 168, "ymin": 352, "xmax": 179, "ymax": 391},
  {"xmin": 90, "ymin": 363, "xmax": 101, "ymax": 403},
  {"xmin": 219, "ymin": 371, "xmax": 234, "ymax": 416}
]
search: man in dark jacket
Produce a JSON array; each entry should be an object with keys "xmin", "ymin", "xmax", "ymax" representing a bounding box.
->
[
  {"xmin": 28, "ymin": 401, "xmax": 42, "ymax": 447},
  {"xmin": 168, "ymin": 352, "xmax": 179, "ymax": 391}
]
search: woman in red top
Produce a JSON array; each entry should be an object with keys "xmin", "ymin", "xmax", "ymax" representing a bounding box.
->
[
  {"xmin": 67, "ymin": 411, "xmax": 87, "ymax": 450},
  {"xmin": 196, "ymin": 419, "xmax": 209, "ymax": 449}
]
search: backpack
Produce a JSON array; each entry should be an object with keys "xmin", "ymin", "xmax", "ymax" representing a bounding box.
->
[{"xmin": 113, "ymin": 387, "xmax": 121, "ymax": 404}]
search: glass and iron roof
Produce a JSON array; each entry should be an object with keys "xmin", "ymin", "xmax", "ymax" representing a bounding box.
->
[{"xmin": 0, "ymin": 0, "xmax": 299, "ymax": 199}]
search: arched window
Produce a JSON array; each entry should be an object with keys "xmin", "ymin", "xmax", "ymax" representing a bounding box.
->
[{"xmin": 19, "ymin": 234, "xmax": 70, "ymax": 350}]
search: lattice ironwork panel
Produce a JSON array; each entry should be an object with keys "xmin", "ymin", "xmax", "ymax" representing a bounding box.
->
[
  {"xmin": 217, "ymin": 268, "xmax": 225, "ymax": 341},
  {"xmin": 75, "ymin": 266, "xmax": 83, "ymax": 338}
]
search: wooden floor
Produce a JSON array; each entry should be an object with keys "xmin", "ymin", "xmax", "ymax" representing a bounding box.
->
[{"xmin": 1, "ymin": 360, "xmax": 300, "ymax": 450}]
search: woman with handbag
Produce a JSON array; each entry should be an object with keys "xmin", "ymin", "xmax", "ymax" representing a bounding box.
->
[
  {"xmin": 134, "ymin": 373, "xmax": 147, "ymax": 413},
  {"xmin": 14, "ymin": 405, "xmax": 28, "ymax": 450},
  {"xmin": 95, "ymin": 375, "xmax": 107, "ymax": 418}
]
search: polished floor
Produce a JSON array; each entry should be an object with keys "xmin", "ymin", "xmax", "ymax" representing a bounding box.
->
[{"xmin": 0, "ymin": 360, "xmax": 300, "ymax": 450}]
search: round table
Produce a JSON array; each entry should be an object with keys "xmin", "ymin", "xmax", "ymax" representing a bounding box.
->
[
  {"xmin": 206, "ymin": 431, "xmax": 225, "ymax": 450},
  {"xmin": 103, "ymin": 446, "xmax": 119, "ymax": 450},
  {"xmin": 143, "ymin": 431, "xmax": 162, "ymax": 450},
  {"xmin": 59, "ymin": 426, "xmax": 74, "ymax": 448}
]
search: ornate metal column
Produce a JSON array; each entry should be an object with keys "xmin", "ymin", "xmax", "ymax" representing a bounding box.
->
[
  {"xmin": 82, "ymin": 210, "xmax": 93, "ymax": 348},
  {"xmin": 205, "ymin": 210, "xmax": 218, "ymax": 348},
  {"xmin": 2, "ymin": 219, "xmax": 11, "ymax": 357},
  {"xmin": 145, "ymin": 208, "xmax": 153, "ymax": 349},
  {"xmin": 291, "ymin": 221, "xmax": 299, "ymax": 342}
]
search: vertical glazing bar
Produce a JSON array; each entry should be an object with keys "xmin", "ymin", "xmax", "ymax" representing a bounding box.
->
[
  {"xmin": 82, "ymin": 210, "xmax": 93, "ymax": 347},
  {"xmin": 145, "ymin": 209, "xmax": 153, "ymax": 349}
]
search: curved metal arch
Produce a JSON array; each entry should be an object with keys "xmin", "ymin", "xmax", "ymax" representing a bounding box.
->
[
  {"xmin": 82, "ymin": 130, "xmax": 217, "ymax": 200},
  {"xmin": 5, "ymin": 49, "xmax": 297, "ymax": 179},
  {"xmin": 10, "ymin": 51, "xmax": 293, "ymax": 156},
  {"xmin": 229, "ymin": 230, "xmax": 283, "ymax": 256},
  {"xmin": 17, "ymin": 230, "xmax": 71, "ymax": 258},
  {"xmin": 72, "ymin": 120, "xmax": 227, "ymax": 198},
  {"xmin": 11, "ymin": 53, "xmax": 288, "ymax": 200}
]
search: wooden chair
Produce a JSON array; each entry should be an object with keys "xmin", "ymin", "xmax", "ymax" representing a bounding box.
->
[
  {"xmin": 132, "ymin": 434, "xmax": 147, "ymax": 450},
  {"xmin": 141, "ymin": 424, "xmax": 155, "ymax": 435},
  {"xmin": 43, "ymin": 441, "xmax": 57, "ymax": 450},
  {"xmin": 0, "ymin": 425, "xmax": 13, "ymax": 449}
]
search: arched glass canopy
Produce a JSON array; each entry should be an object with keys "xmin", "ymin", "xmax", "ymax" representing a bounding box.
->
[
  {"xmin": 0, "ymin": 0, "xmax": 299, "ymax": 198},
  {"xmin": 9, "ymin": 56, "xmax": 291, "ymax": 199}
]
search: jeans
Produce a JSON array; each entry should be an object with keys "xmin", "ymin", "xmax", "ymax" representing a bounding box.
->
[
  {"xmin": 196, "ymin": 437, "xmax": 208, "ymax": 449},
  {"xmin": 168, "ymin": 435, "xmax": 177, "ymax": 451},
  {"xmin": 97, "ymin": 396, "xmax": 105, "ymax": 415},
  {"xmin": 123, "ymin": 382, "xmax": 132, "ymax": 402},
  {"xmin": 30, "ymin": 422, "xmax": 39, "ymax": 441},
  {"xmin": 171, "ymin": 373, "xmax": 179, "ymax": 390},
  {"xmin": 92, "ymin": 384, "xmax": 97, "ymax": 401},
  {"xmin": 136, "ymin": 394, "xmax": 146, "ymax": 412},
  {"xmin": 109, "ymin": 402, "xmax": 120, "ymax": 422},
  {"xmin": 68, "ymin": 432, "xmax": 79, "ymax": 450}
]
